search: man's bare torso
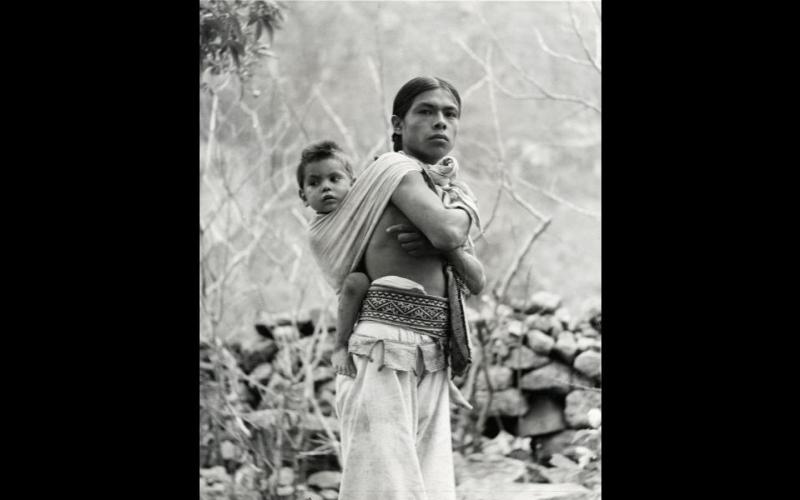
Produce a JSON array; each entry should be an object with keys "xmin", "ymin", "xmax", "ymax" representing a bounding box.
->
[{"xmin": 363, "ymin": 203, "xmax": 446, "ymax": 297}]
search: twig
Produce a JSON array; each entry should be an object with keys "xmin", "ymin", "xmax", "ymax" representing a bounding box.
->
[
  {"xmin": 510, "ymin": 173, "xmax": 601, "ymax": 220},
  {"xmin": 503, "ymin": 180, "xmax": 548, "ymax": 221},
  {"xmin": 215, "ymin": 154, "xmax": 247, "ymax": 225},
  {"xmin": 478, "ymin": 174, "xmax": 504, "ymax": 237},
  {"xmin": 299, "ymin": 297, "xmax": 341, "ymax": 468},
  {"xmin": 461, "ymin": 75, "xmax": 488, "ymax": 100},
  {"xmin": 274, "ymin": 77, "xmax": 311, "ymax": 143},
  {"xmin": 204, "ymin": 91, "xmax": 219, "ymax": 174},
  {"xmin": 362, "ymin": 135, "xmax": 388, "ymax": 171},
  {"xmin": 473, "ymin": 326, "xmax": 495, "ymax": 453},
  {"xmin": 475, "ymin": 46, "xmax": 508, "ymax": 240},
  {"xmin": 591, "ymin": 1, "xmax": 602, "ymax": 20},
  {"xmin": 366, "ymin": 52, "xmax": 391, "ymax": 152},
  {"xmin": 453, "ymin": 36, "xmax": 600, "ymax": 114},
  {"xmin": 314, "ymin": 87, "xmax": 360, "ymax": 159},
  {"xmin": 495, "ymin": 218, "xmax": 552, "ymax": 299},
  {"xmin": 567, "ymin": 3, "xmax": 602, "ymax": 73},
  {"xmin": 203, "ymin": 193, "xmax": 289, "ymax": 299},
  {"xmin": 534, "ymin": 27, "xmax": 593, "ymax": 67}
]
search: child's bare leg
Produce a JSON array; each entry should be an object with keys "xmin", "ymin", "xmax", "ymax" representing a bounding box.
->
[{"xmin": 332, "ymin": 272, "xmax": 370, "ymax": 377}]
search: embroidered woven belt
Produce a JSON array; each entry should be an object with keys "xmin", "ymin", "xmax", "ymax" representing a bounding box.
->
[{"xmin": 358, "ymin": 286, "xmax": 450, "ymax": 338}]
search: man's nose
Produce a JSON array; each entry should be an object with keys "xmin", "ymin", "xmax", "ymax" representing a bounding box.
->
[{"xmin": 433, "ymin": 111, "xmax": 447, "ymax": 129}]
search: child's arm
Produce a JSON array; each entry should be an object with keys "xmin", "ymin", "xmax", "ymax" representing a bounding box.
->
[
  {"xmin": 444, "ymin": 246, "xmax": 486, "ymax": 296},
  {"xmin": 332, "ymin": 272, "xmax": 370, "ymax": 378}
]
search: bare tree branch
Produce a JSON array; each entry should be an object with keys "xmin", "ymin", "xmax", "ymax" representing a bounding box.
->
[
  {"xmin": 592, "ymin": 1, "xmax": 602, "ymax": 20},
  {"xmin": 204, "ymin": 91, "xmax": 220, "ymax": 174},
  {"xmin": 461, "ymin": 75, "xmax": 488, "ymax": 100},
  {"xmin": 362, "ymin": 135, "xmax": 389, "ymax": 171},
  {"xmin": 495, "ymin": 218, "xmax": 552, "ymax": 299},
  {"xmin": 568, "ymin": 2, "xmax": 602, "ymax": 73},
  {"xmin": 314, "ymin": 87, "xmax": 360, "ymax": 160},
  {"xmin": 453, "ymin": 36, "xmax": 601, "ymax": 114},
  {"xmin": 215, "ymin": 154, "xmax": 247, "ymax": 225},
  {"xmin": 479, "ymin": 176, "xmax": 504, "ymax": 237},
  {"xmin": 534, "ymin": 27, "xmax": 593, "ymax": 67},
  {"xmin": 486, "ymin": 44, "xmax": 506, "ymax": 164},
  {"xmin": 366, "ymin": 56, "xmax": 391, "ymax": 152},
  {"xmin": 510, "ymin": 173, "xmax": 601, "ymax": 220},
  {"xmin": 204, "ymin": 175, "xmax": 295, "ymax": 299},
  {"xmin": 503, "ymin": 180, "xmax": 548, "ymax": 222}
]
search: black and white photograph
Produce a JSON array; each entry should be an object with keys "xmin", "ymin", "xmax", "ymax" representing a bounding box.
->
[{"xmin": 199, "ymin": 1, "xmax": 601, "ymax": 498}]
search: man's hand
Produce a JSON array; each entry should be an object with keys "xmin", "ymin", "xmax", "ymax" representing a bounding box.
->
[
  {"xmin": 332, "ymin": 346, "xmax": 357, "ymax": 378},
  {"xmin": 386, "ymin": 224, "xmax": 443, "ymax": 257}
]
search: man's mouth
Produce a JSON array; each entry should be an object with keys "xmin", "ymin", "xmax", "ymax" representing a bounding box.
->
[
  {"xmin": 322, "ymin": 195, "xmax": 336, "ymax": 202},
  {"xmin": 429, "ymin": 134, "xmax": 449, "ymax": 142}
]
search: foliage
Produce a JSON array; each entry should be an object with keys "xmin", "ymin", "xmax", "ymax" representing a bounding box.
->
[{"xmin": 199, "ymin": 0, "xmax": 285, "ymax": 86}]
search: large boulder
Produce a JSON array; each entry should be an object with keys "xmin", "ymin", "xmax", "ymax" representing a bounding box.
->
[
  {"xmin": 553, "ymin": 332, "xmax": 578, "ymax": 364},
  {"xmin": 565, "ymin": 390, "xmax": 602, "ymax": 428},
  {"xmin": 573, "ymin": 351, "xmax": 601, "ymax": 380},
  {"xmin": 307, "ymin": 471, "xmax": 342, "ymax": 490},
  {"xmin": 476, "ymin": 365, "xmax": 514, "ymax": 391},
  {"xmin": 507, "ymin": 346, "xmax": 551, "ymax": 370},
  {"xmin": 525, "ymin": 292, "xmax": 563, "ymax": 314},
  {"xmin": 520, "ymin": 362, "xmax": 592, "ymax": 394},
  {"xmin": 535, "ymin": 430, "xmax": 579, "ymax": 464},
  {"xmin": 475, "ymin": 388, "xmax": 529, "ymax": 417},
  {"xmin": 519, "ymin": 394, "xmax": 567, "ymax": 436},
  {"xmin": 524, "ymin": 314, "xmax": 554, "ymax": 333},
  {"xmin": 527, "ymin": 330, "xmax": 555, "ymax": 355}
]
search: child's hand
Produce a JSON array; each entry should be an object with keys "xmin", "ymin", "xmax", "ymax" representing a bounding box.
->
[
  {"xmin": 386, "ymin": 224, "xmax": 441, "ymax": 257},
  {"xmin": 332, "ymin": 346, "xmax": 357, "ymax": 378}
]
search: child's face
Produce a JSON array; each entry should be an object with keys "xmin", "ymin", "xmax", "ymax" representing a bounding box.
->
[{"xmin": 300, "ymin": 158, "xmax": 353, "ymax": 214}]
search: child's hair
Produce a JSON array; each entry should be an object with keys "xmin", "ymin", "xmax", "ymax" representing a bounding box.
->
[
  {"xmin": 296, "ymin": 140, "xmax": 354, "ymax": 188},
  {"xmin": 391, "ymin": 76, "xmax": 462, "ymax": 152}
]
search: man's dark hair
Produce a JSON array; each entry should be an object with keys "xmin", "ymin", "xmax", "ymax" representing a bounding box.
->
[
  {"xmin": 296, "ymin": 140, "xmax": 354, "ymax": 188},
  {"xmin": 391, "ymin": 76, "xmax": 462, "ymax": 152}
]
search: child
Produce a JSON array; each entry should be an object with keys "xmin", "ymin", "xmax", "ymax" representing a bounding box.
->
[{"xmin": 297, "ymin": 140, "xmax": 484, "ymax": 379}]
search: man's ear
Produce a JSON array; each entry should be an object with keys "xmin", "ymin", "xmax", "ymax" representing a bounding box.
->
[
  {"xmin": 390, "ymin": 115, "xmax": 403, "ymax": 134},
  {"xmin": 298, "ymin": 189, "xmax": 309, "ymax": 206}
]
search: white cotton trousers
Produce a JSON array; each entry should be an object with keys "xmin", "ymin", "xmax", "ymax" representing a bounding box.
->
[{"xmin": 334, "ymin": 277, "xmax": 456, "ymax": 500}]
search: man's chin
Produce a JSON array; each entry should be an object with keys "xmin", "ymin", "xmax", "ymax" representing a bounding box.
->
[{"xmin": 416, "ymin": 146, "xmax": 452, "ymax": 164}]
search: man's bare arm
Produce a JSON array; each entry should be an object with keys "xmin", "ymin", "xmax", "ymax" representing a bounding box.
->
[
  {"xmin": 386, "ymin": 224, "xmax": 485, "ymax": 295},
  {"xmin": 390, "ymin": 171, "xmax": 471, "ymax": 251}
]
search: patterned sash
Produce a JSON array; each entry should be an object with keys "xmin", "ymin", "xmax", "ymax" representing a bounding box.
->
[{"xmin": 358, "ymin": 286, "xmax": 450, "ymax": 338}]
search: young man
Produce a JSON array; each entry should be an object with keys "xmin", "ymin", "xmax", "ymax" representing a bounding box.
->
[
  {"xmin": 295, "ymin": 140, "xmax": 484, "ymax": 380},
  {"xmin": 307, "ymin": 77, "xmax": 478, "ymax": 500}
]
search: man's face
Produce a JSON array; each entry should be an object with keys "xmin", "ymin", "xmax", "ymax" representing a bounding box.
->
[
  {"xmin": 393, "ymin": 88, "xmax": 460, "ymax": 165},
  {"xmin": 299, "ymin": 158, "xmax": 353, "ymax": 214}
]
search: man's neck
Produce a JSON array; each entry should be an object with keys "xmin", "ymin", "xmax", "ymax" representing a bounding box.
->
[{"xmin": 400, "ymin": 149, "xmax": 443, "ymax": 166}]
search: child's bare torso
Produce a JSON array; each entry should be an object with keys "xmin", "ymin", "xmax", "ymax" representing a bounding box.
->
[{"xmin": 363, "ymin": 203, "xmax": 446, "ymax": 297}]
